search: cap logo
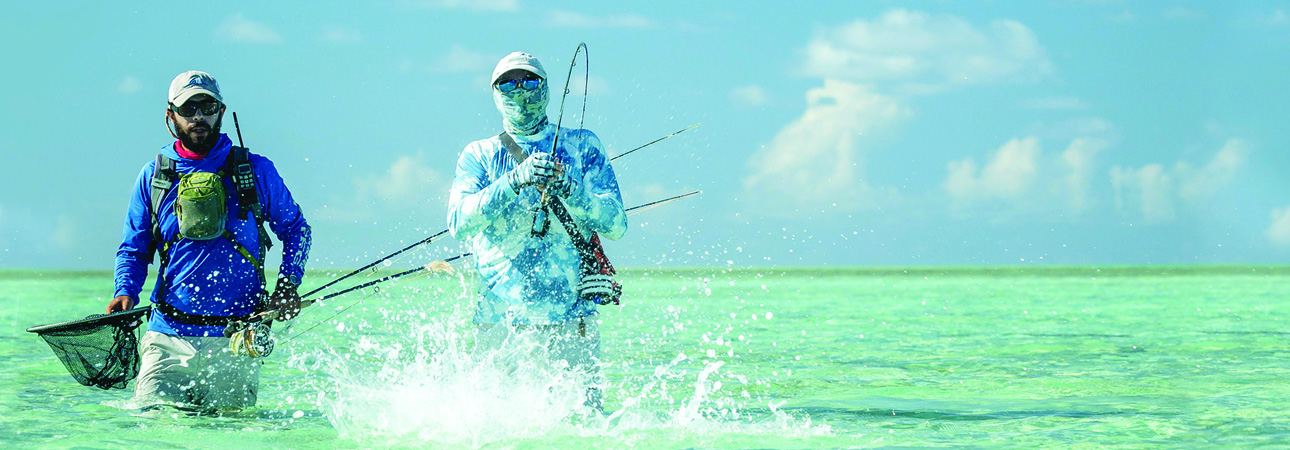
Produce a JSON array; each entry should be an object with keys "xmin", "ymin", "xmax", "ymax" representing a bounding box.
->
[{"xmin": 185, "ymin": 75, "xmax": 213, "ymax": 89}]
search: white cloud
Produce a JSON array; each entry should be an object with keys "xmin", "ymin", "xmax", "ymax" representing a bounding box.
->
[
  {"xmin": 743, "ymin": 79, "xmax": 910, "ymax": 211},
  {"xmin": 117, "ymin": 76, "xmax": 142, "ymax": 94},
  {"xmin": 945, "ymin": 137, "xmax": 1040, "ymax": 201},
  {"xmin": 801, "ymin": 9, "xmax": 1051, "ymax": 89},
  {"xmin": 1266, "ymin": 9, "xmax": 1290, "ymax": 26},
  {"xmin": 944, "ymin": 137, "xmax": 1107, "ymax": 215},
  {"xmin": 402, "ymin": 0, "xmax": 518, "ymax": 11},
  {"xmin": 548, "ymin": 10, "xmax": 652, "ymax": 28},
  {"xmin": 1111, "ymin": 164, "xmax": 1174, "ymax": 222},
  {"xmin": 1059, "ymin": 138, "xmax": 1106, "ymax": 213},
  {"xmin": 1268, "ymin": 206, "xmax": 1290, "ymax": 246},
  {"xmin": 320, "ymin": 26, "xmax": 362, "ymax": 43},
  {"xmin": 51, "ymin": 214, "xmax": 76, "ymax": 251},
  {"xmin": 435, "ymin": 45, "xmax": 495, "ymax": 73},
  {"xmin": 1111, "ymin": 139, "xmax": 1247, "ymax": 222},
  {"xmin": 1107, "ymin": 10, "xmax": 1137, "ymax": 23},
  {"xmin": 1163, "ymin": 7, "xmax": 1206, "ymax": 21},
  {"xmin": 215, "ymin": 13, "xmax": 283, "ymax": 43},
  {"xmin": 1024, "ymin": 117, "xmax": 1116, "ymax": 142},
  {"xmin": 1017, "ymin": 96, "xmax": 1087, "ymax": 111},
  {"xmin": 729, "ymin": 84, "xmax": 767, "ymax": 106},
  {"xmin": 356, "ymin": 152, "xmax": 445, "ymax": 204},
  {"xmin": 565, "ymin": 74, "xmax": 611, "ymax": 97}
]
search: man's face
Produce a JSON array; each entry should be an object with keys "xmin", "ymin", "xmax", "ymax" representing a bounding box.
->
[
  {"xmin": 494, "ymin": 69, "xmax": 542, "ymax": 95},
  {"xmin": 493, "ymin": 69, "xmax": 549, "ymax": 135},
  {"xmin": 167, "ymin": 94, "xmax": 224, "ymax": 151}
]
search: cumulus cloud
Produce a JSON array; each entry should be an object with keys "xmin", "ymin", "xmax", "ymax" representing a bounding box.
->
[
  {"xmin": 314, "ymin": 153, "xmax": 450, "ymax": 224},
  {"xmin": 1176, "ymin": 139, "xmax": 1247, "ymax": 203},
  {"xmin": 320, "ymin": 26, "xmax": 362, "ymax": 43},
  {"xmin": 435, "ymin": 45, "xmax": 495, "ymax": 73},
  {"xmin": 355, "ymin": 152, "xmax": 446, "ymax": 204},
  {"xmin": 944, "ymin": 137, "xmax": 1107, "ymax": 215},
  {"xmin": 1268, "ymin": 206, "xmax": 1290, "ymax": 246},
  {"xmin": 1111, "ymin": 139, "xmax": 1248, "ymax": 222},
  {"xmin": 402, "ymin": 0, "xmax": 518, "ymax": 11},
  {"xmin": 1017, "ymin": 96, "xmax": 1087, "ymax": 111},
  {"xmin": 945, "ymin": 137, "xmax": 1040, "ymax": 201},
  {"xmin": 1024, "ymin": 117, "xmax": 1116, "ymax": 142},
  {"xmin": 1163, "ymin": 7, "xmax": 1206, "ymax": 21},
  {"xmin": 729, "ymin": 84, "xmax": 768, "ymax": 106},
  {"xmin": 215, "ymin": 13, "xmax": 283, "ymax": 43},
  {"xmin": 117, "ymin": 76, "xmax": 142, "ymax": 94},
  {"xmin": 1265, "ymin": 9, "xmax": 1290, "ymax": 26},
  {"xmin": 1059, "ymin": 138, "xmax": 1105, "ymax": 213},
  {"xmin": 51, "ymin": 214, "xmax": 76, "ymax": 251},
  {"xmin": 743, "ymin": 79, "xmax": 910, "ymax": 211},
  {"xmin": 801, "ymin": 9, "xmax": 1051, "ymax": 89},
  {"xmin": 548, "ymin": 10, "xmax": 652, "ymax": 28}
]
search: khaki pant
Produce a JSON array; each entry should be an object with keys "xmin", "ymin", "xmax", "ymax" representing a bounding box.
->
[
  {"xmin": 475, "ymin": 317, "xmax": 604, "ymax": 409},
  {"xmin": 133, "ymin": 331, "xmax": 260, "ymax": 411}
]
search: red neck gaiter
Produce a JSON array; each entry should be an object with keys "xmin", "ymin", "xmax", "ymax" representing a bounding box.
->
[{"xmin": 174, "ymin": 140, "xmax": 207, "ymax": 160}]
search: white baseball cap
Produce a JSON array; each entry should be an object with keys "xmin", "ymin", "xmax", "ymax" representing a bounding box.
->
[
  {"xmin": 490, "ymin": 52, "xmax": 547, "ymax": 85},
  {"xmin": 168, "ymin": 71, "xmax": 222, "ymax": 106}
]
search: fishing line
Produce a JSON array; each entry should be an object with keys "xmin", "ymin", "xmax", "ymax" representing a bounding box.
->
[
  {"xmin": 274, "ymin": 191, "xmax": 700, "ymax": 343},
  {"xmin": 282, "ymin": 253, "xmax": 473, "ymax": 342},
  {"xmin": 300, "ymin": 230, "xmax": 450, "ymax": 300},
  {"xmin": 611, "ymin": 123, "xmax": 700, "ymax": 162}
]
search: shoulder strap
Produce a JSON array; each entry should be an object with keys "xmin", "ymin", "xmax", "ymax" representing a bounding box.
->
[
  {"xmin": 499, "ymin": 132, "xmax": 529, "ymax": 165},
  {"xmin": 224, "ymin": 146, "xmax": 262, "ymax": 222},
  {"xmin": 148, "ymin": 154, "xmax": 179, "ymax": 302},
  {"xmin": 149, "ymin": 154, "xmax": 176, "ymax": 254},
  {"xmin": 223, "ymin": 146, "xmax": 271, "ymax": 294}
]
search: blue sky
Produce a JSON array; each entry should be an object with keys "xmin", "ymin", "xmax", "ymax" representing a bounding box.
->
[{"xmin": 2, "ymin": 1, "xmax": 1289, "ymax": 269}]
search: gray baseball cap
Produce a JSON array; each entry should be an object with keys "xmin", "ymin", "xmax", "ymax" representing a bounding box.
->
[
  {"xmin": 491, "ymin": 52, "xmax": 547, "ymax": 85},
  {"xmin": 168, "ymin": 71, "xmax": 222, "ymax": 106}
]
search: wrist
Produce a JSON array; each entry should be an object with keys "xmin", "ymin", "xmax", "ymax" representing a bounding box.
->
[{"xmin": 276, "ymin": 275, "xmax": 299, "ymax": 290}]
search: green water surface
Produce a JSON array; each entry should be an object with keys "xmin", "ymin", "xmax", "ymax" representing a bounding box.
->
[{"xmin": 1, "ymin": 266, "xmax": 1288, "ymax": 448}]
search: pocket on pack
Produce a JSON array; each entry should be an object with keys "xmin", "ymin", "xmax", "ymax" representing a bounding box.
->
[{"xmin": 173, "ymin": 172, "xmax": 227, "ymax": 240}]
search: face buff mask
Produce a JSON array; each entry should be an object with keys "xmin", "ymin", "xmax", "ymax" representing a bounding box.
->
[{"xmin": 493, "ymin": 78, "xmax": 550, "ymax": 136}]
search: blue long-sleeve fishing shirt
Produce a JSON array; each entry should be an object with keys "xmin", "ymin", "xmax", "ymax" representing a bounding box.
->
[
  {"xmin": 448, "ymin": 122, "xmax": 627, "ymax": 325},
  {"xmin": 114, "ymin": 134, "xmax": 311, "ymax": 337}
]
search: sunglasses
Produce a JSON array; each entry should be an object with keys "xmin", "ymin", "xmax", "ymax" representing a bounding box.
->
[
  {"xmin": 169, "ymin": 100, "xmax": 222, "ymax": 117},
  {"xmin": 495, "ymin": 77, "xmax": 541, "ymax": 94}
]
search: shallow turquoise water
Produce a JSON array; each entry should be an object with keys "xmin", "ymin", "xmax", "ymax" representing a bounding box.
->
[{"xmin": 2, "ymin": 266, "xmax": 1289, "ymax": 448}]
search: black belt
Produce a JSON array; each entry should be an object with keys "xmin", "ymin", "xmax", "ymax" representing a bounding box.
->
[{"xmin": 153, "ymin": 299, "xmax": 253, "ymax": 327}]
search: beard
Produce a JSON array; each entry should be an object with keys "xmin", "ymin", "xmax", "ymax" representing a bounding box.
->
[{"xmin": 176, "ymin": 116, "xmax": 223, "ymax": 154}]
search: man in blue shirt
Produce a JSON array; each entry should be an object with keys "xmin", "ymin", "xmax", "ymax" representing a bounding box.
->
[
  {"xmin": 448, "ymin": 52, "xmax": 627, "ymax": 409},
  {"xmin": 107, "ymin": 71, "xmax": 311, "ymax": 411}
]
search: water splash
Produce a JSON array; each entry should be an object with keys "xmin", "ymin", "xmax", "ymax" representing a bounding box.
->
[{"xmin": 280, "ymin": 292, "xmax": 827, "ymax": 448}]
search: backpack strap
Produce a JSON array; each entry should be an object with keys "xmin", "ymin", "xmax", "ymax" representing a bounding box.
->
[
  {"xmin": 499, "ymin": 132, "xmax": 528, "ymax": 164},
  {"xmin": 498, "ymin": 132, "xmax": 608, "ymax": 277},
  {"xmin": 148, "ymin": 154, "xmax": 179, "ymax": 300},
  {"xmin": 223, "ymin": 146, "xmax": 271, "ymax": 295}
]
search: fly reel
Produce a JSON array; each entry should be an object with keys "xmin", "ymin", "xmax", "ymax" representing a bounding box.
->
[{"xmin": 228, "ymin": 321, "xmax": 274, "ymax": 358}]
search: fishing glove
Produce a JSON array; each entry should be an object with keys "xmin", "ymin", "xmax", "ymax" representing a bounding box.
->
[
  {"xmin": 267, "ymin": 277, "xmax": 301, "ymax": 321},
  {"xmin": 508, "ymin": 152, "xmax": 560, "ymax": 190},
  {"xmin": 547, "ymin": 163, "xmax": 580, "ymax": 199}
]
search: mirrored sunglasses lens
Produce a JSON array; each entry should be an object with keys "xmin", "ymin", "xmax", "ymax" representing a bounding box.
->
[
  {"xmin": 175, "ymin": 102, "xmax": 219, "ymax": 117},
  {"xmin": 497, "ymin": 80, "xmax": 519, "ymax": 93},
  {"xmin": 520, "ymin": 79, "xmax": 541, "ymax": 90},
  {"xmin": 199, "ymin": 102, "xmax": 220, "ymax": 115}
]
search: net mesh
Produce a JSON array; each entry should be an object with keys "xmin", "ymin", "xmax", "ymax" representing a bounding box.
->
[{"xmin": 29, "ymin": 308, "xmax": 148, "ymax": 390}]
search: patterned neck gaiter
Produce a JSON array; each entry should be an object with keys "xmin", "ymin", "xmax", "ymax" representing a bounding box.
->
[{"xmin": 494, "ymin": 79, "xmax": 550, "ymax": 137}]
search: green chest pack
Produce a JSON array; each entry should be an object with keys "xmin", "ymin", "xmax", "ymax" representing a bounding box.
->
[
  {"xmin": 173, "ymin": 171, "xmax": 228, "ymax": 240},
  {"xmin": 147, "ymin": 146, "xmax": 274, "ymax": 319}
]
